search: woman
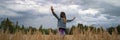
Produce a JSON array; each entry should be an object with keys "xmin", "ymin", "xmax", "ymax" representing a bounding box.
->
[{"xmin": 51, "ymin": 6, "xmax": 75, "ymax": 35}]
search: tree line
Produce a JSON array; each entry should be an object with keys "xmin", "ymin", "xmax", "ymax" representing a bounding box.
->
[{"xmin": 0, "ymin": 18, "xmax": 120, "ymax": 35}]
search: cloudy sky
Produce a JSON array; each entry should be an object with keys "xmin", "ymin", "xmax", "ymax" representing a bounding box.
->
[{"xmin": 0, "ymin": 0, "xmax": 120, "ymax": 29}]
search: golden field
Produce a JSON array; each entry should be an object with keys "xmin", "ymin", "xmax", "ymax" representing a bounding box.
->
[
  {"xmin": 0, "ymin": 27, "xmax": 120, "ymax": 40},
  {"xmin": 0, "ymin": 18, "xmax": 120, "ymax": 40}
]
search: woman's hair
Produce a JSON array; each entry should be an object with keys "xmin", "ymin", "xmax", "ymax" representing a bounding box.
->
[
  {"xmin": 60, "ymin": 12, "xmax": 66, "ymax": 19},
  {"xmin": 60, "ymin": 12, "xmax": 67, "ymax": 23}
]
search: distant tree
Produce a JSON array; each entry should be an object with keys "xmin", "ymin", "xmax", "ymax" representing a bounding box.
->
[
  {"xmin": 65, "ymin": 28, "xmax": 70, "ymax": 35},
  {"xmin": 69, "ymin": 25, "xmax": 76, "ymax": 35},
  {"xmin": 28, "ymin": 26, "xmax": 37, "ymax": 34},
  {"xmin": 116, "ymin": 25, "xmax": 120, "ymax": 34},
  {"xmin": 107, "ymin": 27, "xmax": 115, "ymax": 34},
  {"xmin": 77, "ymin": 23, "xmax": 83, "ymax": 29},
  {"xmin": 15, "ymin": 21, "xmax": 20, "ymax": 30},
  {"xmin": 89, "ymin": 25, "xmax": 96, "ymax": 31},
  {"xmin": 42, "ymin": 29, "xmax": 49, "ymax": 35},
  {"xmin": 39, "ymin": 25, "xmax": 43, "ymax": 34},
  {"xmin": 100, "ymin": 27, "xmax": 104, "ymax": 32},
  {"xmin": 0, "ymin": 18, "xmax": 15, "ymax": 33},
  {"xmin": 22, "ymin": 25, "xmax": 24, "ymax": 30},
  {"xmin": 39, "ymin": 25, "xmax": 42, "ymax": 30},
  {"xmin": 84, "ymin": 25, "xmax": 88, "ymax": 31},
  {"xmin": 97, "ymin": 28, "xmax": 101, "ymax": 33},
  {"xmin": 24, "ymin": 28, "xmax": 29, "ymax": 34},
  {"xmin": 52, "ymin": 29, "xmax": 57, "ymax": 34}
]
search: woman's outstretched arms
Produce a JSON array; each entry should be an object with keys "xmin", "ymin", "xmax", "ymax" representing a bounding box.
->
[
  {"xmin": 51, "ymin": 6, "xmax": 59, "ymax": 20},
  {"xmin": 67, "ymin": 17, "xmax": 76, "ymax": 22}
]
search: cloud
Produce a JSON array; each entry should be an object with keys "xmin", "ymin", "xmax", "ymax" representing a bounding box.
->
[
  {"xmin": 78, "ymin": 8, "xmax": 99, "ymax": 15},
  {"xmin": 0, "ymin": 0, "xmax": 120, "ymax": 29},
  {"xmin": 0, "ymin": 10, "xmax": 21, "ymax": 17},
  {"xmin": 103, "ymin": 0, "xmax": 120, "ymax": 7},
  {"xmin": 0, "ymin": 5, "xmax": 22, "ymax": 17},
  {"xmin": 19, "ymin": 14, "xmax": 57, "ymax": 29},
  {"xmin": 101, "ymin": 5, "xmax": 120, "ymax": 16}
]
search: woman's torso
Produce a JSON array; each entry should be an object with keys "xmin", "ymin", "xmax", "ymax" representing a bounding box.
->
[{"xmin": 57, "ymin": 18, "xmax": 66, "ymax": 28}]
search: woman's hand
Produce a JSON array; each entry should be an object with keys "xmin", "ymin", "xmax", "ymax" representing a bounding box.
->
[
  {"xmin": 51, "ymin": 6, "xmax": 54, "ymax": 11},
  {"xmin": 51, "ymin": 6, "xmax": 59, "ymax": 19},
  {"xmin": 72, "ymin": 17, "xmax": 76, "ymax": 20}
]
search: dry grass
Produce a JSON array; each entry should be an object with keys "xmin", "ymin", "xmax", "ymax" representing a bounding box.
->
[{"xmin": 0, "ymin": 28, "xmax": 120, "ymax": 40}]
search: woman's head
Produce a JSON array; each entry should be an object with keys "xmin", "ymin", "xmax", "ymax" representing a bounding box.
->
[
  {"xmin": 60, "ymin": 12, "xmax": 67, "ymax": 23},
  {"xmin": 60, "ymin": 12, "xmax": 66, "ymax": 19}
]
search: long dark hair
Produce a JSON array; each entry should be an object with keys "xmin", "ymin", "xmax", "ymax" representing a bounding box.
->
[
  {"xmin": 60, "ymin": 12, "xmax": 66, "ymax": 19},
  {"xmin": 60, "ymin": 12, "xmax": 66, "ymax": 23}
]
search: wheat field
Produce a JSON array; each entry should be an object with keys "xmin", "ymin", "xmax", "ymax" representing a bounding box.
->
[{"xmin": 0, "ymin": 27, "xmax": 120, "ymax": 40}]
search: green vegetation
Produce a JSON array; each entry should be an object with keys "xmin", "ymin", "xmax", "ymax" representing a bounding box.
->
[
  {"xmin": 0, "ymin": 18, "xmax": 120, "ymax": 35},
  {"xmin": 0, "ymin": 18, "xmax": 120, "ymax": 40}
]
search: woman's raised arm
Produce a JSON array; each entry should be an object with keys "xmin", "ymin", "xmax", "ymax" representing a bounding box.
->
[
  {"xmin": 51, "ymin": 6, "xmax": 59, "ymax": 20},
  {"xmin": 67, "ymin": 17, "xmax": 76, "ymax": 22}
]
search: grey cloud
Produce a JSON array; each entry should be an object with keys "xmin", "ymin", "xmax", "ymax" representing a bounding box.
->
[
  {"xmin": 101, "ymin": 4, "xmax": 120, "ymax": 16},
  {"xmin": 0, "ymin": 0, "xmax": 120, "ymax": 29},
  {"xmin": 66, "ymin": 0, "xmax": 120, "ymax": 17},
  {"xmin": 76, "ymin": 0, "xmax": 120, "ymax": 17}
]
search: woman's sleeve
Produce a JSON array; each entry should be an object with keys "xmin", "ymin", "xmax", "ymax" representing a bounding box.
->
[
  {"xmin": 67, "ymin": 17, "xmax": 75, "ymax": 22},
  {"xmin": 51, "ymin": 10, "xmax": 60, "ymax": 20},
  {"xmin": 67, "ymin": 19, "xmax": 74, "ymax": 23}
]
